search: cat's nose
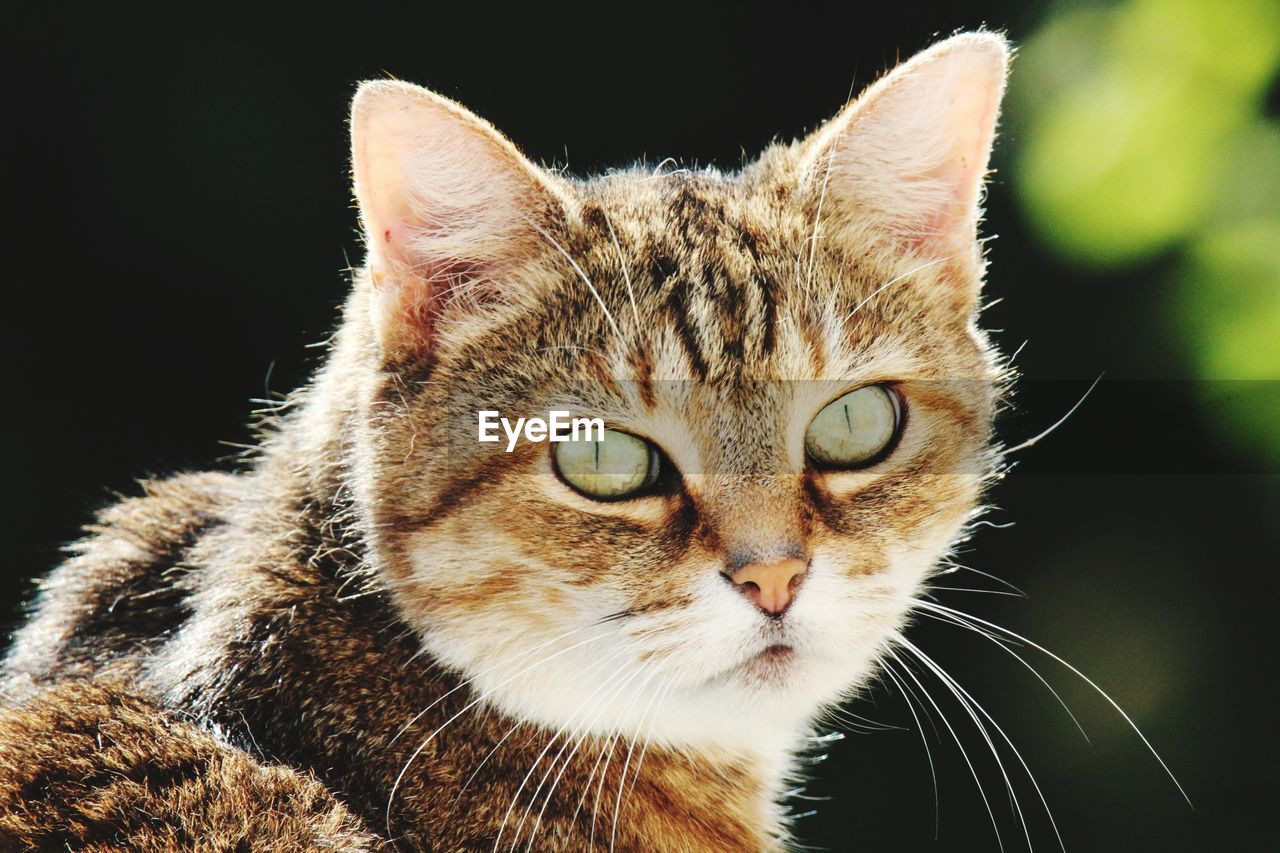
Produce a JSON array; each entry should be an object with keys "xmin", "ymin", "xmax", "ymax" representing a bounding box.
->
[{"xmin": 728, "ymin": 558, "xmax": 807, "ymax": 616}]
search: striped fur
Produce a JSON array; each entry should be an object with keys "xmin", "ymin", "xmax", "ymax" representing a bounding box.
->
[{"xmin": 3, "ymin": 33, "xmax": 1010, "ymax": 851}]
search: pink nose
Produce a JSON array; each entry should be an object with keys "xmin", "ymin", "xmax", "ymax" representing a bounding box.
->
[{"xmin": 728, "ymin": 558, "xmax": 807, "ymax": 616}]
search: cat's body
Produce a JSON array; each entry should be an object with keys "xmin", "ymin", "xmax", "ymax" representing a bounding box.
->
[
  {"xmin": 1, "ymin": 469, "xmax": 773, "ymax": 849},
  {"xmin": 2, "ymin": 33, "xmax": 1010, "ymax": 850}
]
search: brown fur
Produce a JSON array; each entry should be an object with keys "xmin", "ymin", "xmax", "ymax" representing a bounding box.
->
[
  {"xmin": 2, "ymin": 462, "xmax": 776, "ymax": 850},
  {"xmin": 0, "ymin": 679, "xmax": 379, "ymax": 850},
  {"xmin": 2, "ymin": 34, "xmax": 1010, "ymax": 851}
]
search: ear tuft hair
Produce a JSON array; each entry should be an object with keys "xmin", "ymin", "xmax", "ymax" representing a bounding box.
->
[
  {"xmin": 800, "ymin": 32, "xmax": 1010, "ymax": 274},
  {"xmin": 350, "ymin": 81, "xmax": 566, "ymax": 358}
]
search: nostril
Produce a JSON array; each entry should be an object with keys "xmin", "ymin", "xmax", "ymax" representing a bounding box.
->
[{"xmin": 727, "ymin": 558, "xmax": 808, "ymax": 616}]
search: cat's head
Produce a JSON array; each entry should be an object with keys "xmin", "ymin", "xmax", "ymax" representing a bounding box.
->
[{"xmin": 344, "ymin": 33, "xmax": 1009, "ymax": 758}]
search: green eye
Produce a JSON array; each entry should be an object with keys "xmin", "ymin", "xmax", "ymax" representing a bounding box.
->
[
  {"xmin": 805, "ymin": 385, "xmax": 902, "ymax": 469},
  {"xmin": 554, "ymin": 429, "xmax": 662, "ymax": 500}
]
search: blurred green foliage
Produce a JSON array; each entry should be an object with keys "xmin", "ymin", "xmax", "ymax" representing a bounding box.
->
[
  {"xmin": 1009, "ymin": 0, "xmax": 1280, "ymax": 464},
  {"xmin": 1178, "ymin": 220, "xmax": 1280, "ymax": 464}
]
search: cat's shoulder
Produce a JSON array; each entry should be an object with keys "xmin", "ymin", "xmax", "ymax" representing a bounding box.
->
[
  {"xmin": 0, "ymin": 677, "xmax": 381, "ymax": 850},
  {"xmin": 3, "ymin": 471, "xmax": 245, "ymax": 688}
]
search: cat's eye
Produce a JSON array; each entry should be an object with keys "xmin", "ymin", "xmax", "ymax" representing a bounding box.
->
[
  {"xmin": 805, "ymin": 385, "xmax": 902, "ymax": 469},
  {"xmin": 554, "ymin": 429, "xmax": 662, "ymax": 500}
]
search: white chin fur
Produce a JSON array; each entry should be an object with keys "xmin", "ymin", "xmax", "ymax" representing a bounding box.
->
[{"xmin": 407, "ymin": 544, "xmax": 938, "ymax": 780}]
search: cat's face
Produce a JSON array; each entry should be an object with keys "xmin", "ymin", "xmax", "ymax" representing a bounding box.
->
[{"xmin": 348, "ymin": 34, "xmax": 1008, "ymax": 756}]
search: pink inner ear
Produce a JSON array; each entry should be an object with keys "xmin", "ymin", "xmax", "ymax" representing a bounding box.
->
[
  {"xmin": 351, "ymin": 80, "xmax": 573, "ymax": 360},
  {"xmin": 915, "ymin": 74, "xmax": 1002, "ymax": 254},
  {"xmin": 373, "ymin": 231, "xmax": 497, "ymax": 351},
  {"xmin": 360, "ymin": 157, "xmax": 542, "ymax": 356},
  {"xmin": 818, "ymin": 35, "xmax": 1007, "ymax": 264},
  {"xmin": 380, "ymin": 261, "xmax": 468, "ymax": 341},
  {"xmin": 902, "ymin": 186, "xmax": 968, "ymax": 255}
]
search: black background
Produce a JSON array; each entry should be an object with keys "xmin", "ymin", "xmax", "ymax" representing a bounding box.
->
[{"xmin": 6, "ymin": 4, "xmax": 1277, "ymax": 850}]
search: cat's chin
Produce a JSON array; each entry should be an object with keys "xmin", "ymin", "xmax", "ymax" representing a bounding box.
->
[
  {"xmin": 695, "ymin": 640, "xmax": 807, "ymax": 692},
  {"xmin": 696, "ymin": 640, "xmax": 859, "ymax": 717},
  {"xmin": 737, "ymin": 643, "xmax": 799, "ymax": 684}
]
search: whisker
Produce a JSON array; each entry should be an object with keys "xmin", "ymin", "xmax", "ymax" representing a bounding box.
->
[
  {"xmin": 602, "ymin": 211, "xmax": 641, "ymax": 334},
  {"xmin": 924, "ymin": 584, "xmax": 1023, "ymax": 598},
  {"xmin": 502, "ymin": 652, "xmax": 637, "ymax": 850},
  {"xmin": 908, "ymin": 602, "xmax": 1090, "ymax": 743},
  {"xmin": 568, "ymin": 732, "xmax": 612, "ymax": 838},
  {"xmin": 914, "ymin": 599, "xmax": 1191, "ymax": 806},
  {"xmin": 593, "ymin": 609, "xmax": 638, "ymax": 626},
  {"xmin": 935, "ymin": 561, "xmax": 1027, "ymax": 597},
  {"xmin": 588, "ymin": 729, "xmax": 621, "ymax": 848},
  {"xmin": 453, "ymin": 716, "xmax": 527, "ymax": 807},
  {"xmin": 1002, "ymin": 373, "xmax": 1103, "ymax": 456},
  {"xmin": 532, "ymin": 223, "xmax": 623, "ymax": 341},
  {"xmin": 843, "ymin": 256, "xmax": 951, "ymax": 324},
  {"xmin": 623, "ymin": 673, "xmax": 678, "ymax": 800},
  {"xmin": 882, "ymin": 650, "xmax": 1006, "ymax": 853},
  {"xmin": 803, "ymin": 143, "xmax": 839, "ymax": 299},
  {"xmin": 389, "ymin": 619, "xmax": 611, "ymax": 748},
  {"xmin": 1006, "ymin": 339, "xmax": 1029, "ymax": 368},
  {"xmin": 895, "ymin": 632, "xmax": 1063, "ymax": 852},
  {"xmin": 386, "ymin": 627, "xmax": 616, "ymax": 837},
  {"xmin": 455, "ymin": 646, "xmax": 631, "ymax": 811},
  {"xmin": 529, "ymin": 666, "xmax": 662, "ymax": 850},
  {"xmin": 825, "ymin": 705, "xmax": 906, "ymax": 733},
  {"xmin": 880, "ymin": 660, "xmax": 940, "ymax": 838},
  {"xmin": 520, "ymin": 657, "xmax": 652, "ymax": 849},
  {"xmin": 609, "ymin": 667, "xmax": 671, "ymax": 852}
]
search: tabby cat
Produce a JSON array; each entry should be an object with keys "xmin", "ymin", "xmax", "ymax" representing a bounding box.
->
[{"xmin": 1, "ymin": 32, "xmax": 1009, "ymax": 850}]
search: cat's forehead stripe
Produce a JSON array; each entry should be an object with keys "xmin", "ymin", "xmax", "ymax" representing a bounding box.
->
[{"xmin": 579, "ymin": 174, "xmax": 789, "ymax": 380}]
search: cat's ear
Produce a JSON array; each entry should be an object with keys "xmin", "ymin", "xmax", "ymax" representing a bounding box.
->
[
  {"xmin": 351, "ymin": 81, "xmax": 566, "ymax": 359},
  {"xmin": 798, "ymin": 32, "xmax": 1009, "ymax": 295}
]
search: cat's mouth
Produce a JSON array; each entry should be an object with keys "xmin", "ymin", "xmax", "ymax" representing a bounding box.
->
[
  {"xmin": 758, "ymin": 643, "xmax": 794, "ymax": 660},
  {"xmin": 739, "ymin": 643, "xmax": 797, "ymax": 682}
]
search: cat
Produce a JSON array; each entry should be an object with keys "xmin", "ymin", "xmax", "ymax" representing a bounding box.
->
[{"xmin": 1, "ymin": 31, "xmax": 1009, "ymax": 851}]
